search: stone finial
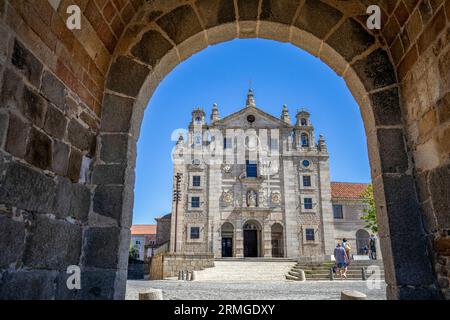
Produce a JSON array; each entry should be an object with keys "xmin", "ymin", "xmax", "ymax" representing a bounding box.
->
[
  {"xmin": 176, "ymin": 133, "xmax": 184, "ymax": 145},
  {"xmin": 210, "ymin": 103, "xmax": 220, "ymax": 122},
  {"xmin": 318, "ymin": 134, "xmax": 327, "ymax": 150},
  {"xmin": 246, "ymin": 88, "xmax": 256, "ymax": 107},
  {"xmin": 281, "ymin": 104, "xmax": 291, "ymax": 124}
]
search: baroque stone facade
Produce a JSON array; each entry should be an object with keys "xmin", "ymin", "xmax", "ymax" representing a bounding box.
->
[{"xmin": 169, "ymin": 90, "xmax": 374, "ymax": 260}]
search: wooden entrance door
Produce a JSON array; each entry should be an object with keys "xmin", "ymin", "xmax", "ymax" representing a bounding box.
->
[
  {"xmin": 221, "ymin": 238, "xmax": 233, "ymax": 257},
  {"xmin": 244, "ymin": 230, "xmax": 258, "ymax": 257}
]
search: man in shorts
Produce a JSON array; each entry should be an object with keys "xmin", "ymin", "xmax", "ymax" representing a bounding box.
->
[{"xmin": 333, "ymin": 243, "xmax": 348, "ymax": 279}]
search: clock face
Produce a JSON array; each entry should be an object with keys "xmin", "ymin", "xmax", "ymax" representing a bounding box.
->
[{"xmin": 195, "ymin": 117, "xmax": 202, "ymax": 124}]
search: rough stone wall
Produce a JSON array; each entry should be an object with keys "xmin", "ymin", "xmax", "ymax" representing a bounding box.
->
[
  {"xmin": 0, "ymin": 0, "xmax": 448, "ymax": 300},
  {"xmin": 156, "ymin": 215, "xmax": 171, "ymax": 245},
  {"xmin": 162, "ymin": 253, "xmax": 215, "ymax": 278}
]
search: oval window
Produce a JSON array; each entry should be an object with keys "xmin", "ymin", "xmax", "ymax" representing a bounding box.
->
[
  {"xmin": 302, "ymin": 160, "xmax": 310, "ymax": 167},
  {"xmin": 247, "ymin": 115, "xmax": 255, "ymax": 123}
]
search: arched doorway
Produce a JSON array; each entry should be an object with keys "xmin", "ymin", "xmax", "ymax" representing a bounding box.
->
[
  {"xmin": 356, "ymin": 229, "xmax": 370, "ymax": 255},
  {"xmin": 221, "ymin": 222, "xmax": 234, "ymax": 258},
  {"xmin": 271, "ymin": 223, "xmax": 284, "ymax": 258},
  {"xmin": 243, "ymin": 220, "xmax": 262, "ymax": 258}
]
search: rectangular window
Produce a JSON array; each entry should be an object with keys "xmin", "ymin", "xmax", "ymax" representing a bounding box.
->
[
  {"xmin": 305, "ymin": 228, "xmax": 315, "ymax": 241},
  {"xmin": 333, "ymin": 204, "xmax": 344, "ymax": 219},
  {"xmin": 303, "ymin": 176, "xmax": 311, "ymax": 187},
  {"xmin": 304, "ymin": 198, "xmax": 313, "ymax": 210},
  {"xmin": 190, "ymin": 227, "xmax": 200, "ymax": 239},
  {"xmin": 246, "ymin": 160, "xmax": 258, "ymax": 178},
  {"xmin": 270, "ymin": 138, "xmax": 278, "ymax": 151},
  {"xmin": 224, "ymin": 137, "xmax": 232, "ymax": 149},
  {"xmin": 192, "ymin": 175, "xmax": 201, "ymax": 187},
  {"xmin": 191, "ymin": 196, "xmax": 200, "ymax": 208}
]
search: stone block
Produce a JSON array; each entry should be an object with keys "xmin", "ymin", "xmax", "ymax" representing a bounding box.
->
[
  {"xmin": 436, "ymin": 91, "xmax": 450, "ymax": 124},
  {"xmin": 93, "ymin": 185, "xmax": 123, "ymax": 221},
  {"xmin": 377, "ymin": 128, "xmax": 409, "ymax": 174},
  {"xmin": 0, "ymin": 214, "xmax": 25, "ymax": 268},
  {"xmin": 370, "ymin": 87, "xmax": 402, "ymax": 126},
  {"xmin": 0, "ymin": 270, "xmax": 57, "ymax": 300},
  {"xmin": 106, "ymin": 56, "xmax": 149, "ymax": 97},
  {"xmin": 100, "ymin": 94, "xmax": 134, "ymax": 133},
  {"xmin": 67, "ymin": 119, "xmax": 95, "ymax": 154},
  {"xmin": 0, "ymin": 111, "xmax": 8, "ymax": 148},
  {"xmin": 100, "ymin": 134, "xmax": 129, "ymax": 164},
  {"xmin": 92, "ymin": 164, "xmax": 126, "ymax": 185},
  {"xmin": 195, "ymin": 0, "xmax": 236, "ymax": 28},
  {"xmin": 0, "ymin": 161, "xmax": 56, "ymax": 212},
  {"xmin": 54, "ymin": 176, "xmax": 72, "ymax": 218},
  {"xmin": 352, "ymin": 49, "xmax": 397, "ymax": 91},
  {"xmin": 0, "ymin": 67, "xmax": 24, "ymax": 109},
  {"xmin": 40, "ymin": 71, "xmax": 66, "ymax": 108},
  {"xmin": 429, "ymin": 163, "xmax": 450, "ymax": 228},
  {"xmin": 78, "ymin": 270, "xmax": 116, "ymax": 300},
  {"xmin": 236, "ymin": 0, "xmax": 259, "ymax": 21},
  {"xmin": 69, "ymin": 183, "xmax": 91, "ymax": 222},
  {"xmin": 294, "ymin": 0, "xmax": 342, "ymax": 39},
  {"xmin": 23, "ymin": 215, "xmax": 82, "ymax": 270},
  {"xmin": 67, "ymin": 147, "xmax": 82, "ymax": 182},
  {"xmin": 131, "ymin": 30, "xmax": 173, "ymax": 68},
  {"xmin": 260, "ymin": 0, "xmax": 300, "ymax": 24},
  {"xmin": 326, "ymin": 19, "xmax": 375, "ymax": 62},
  {"xmin": 81, "ymin": 227, "xmax": 120, "ymax": 269},
  {"xmin": 25, "ymin": 128, "xmax": 52, "ymax": 170},
  {"xmin": 11, "ymin": 39, "xmax": 43, "ymax": 88},
  {"xmin": 52, "ymin": 139, "xmax": 70, "ymax": 176},
  {"xmin": 21, "ymin": 85, "xmax": 47, "ymax": 128},
  {"xmin": 44, "ymin": 104, "xmax": 67, "ymax": 139},
  {"xmin": 156, "ymin": 5, "xmax": 203, "ymax": 45}
]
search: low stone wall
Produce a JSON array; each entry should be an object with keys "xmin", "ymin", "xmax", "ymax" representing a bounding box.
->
[{"xmin": 149, "ymin": 253, "xmax": 214, "ymax": 279}]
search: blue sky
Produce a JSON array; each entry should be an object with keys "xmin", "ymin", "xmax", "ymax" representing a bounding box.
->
[{"xmin": 132, "ymin": 39, "xmax": 370, "ymax": 225}]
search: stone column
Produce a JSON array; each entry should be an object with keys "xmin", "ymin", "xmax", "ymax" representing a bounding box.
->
[
  {"xmin": 208, "ymin": 163, "xmax": 222, "ymax": 257},
  {"xmin": 317, "ymin": 156, "xmax": 335, "ymax": 258},
  {"xmin": 282, "ymin": 159, "xmax": 300, "ymax": 258},
  {"xmin": 263, "ymin": 222, "xmax": 272, "ymax": 257},
  {"xmin": 235, "ymin": 220, "xmax": 244, "ymax": 258}
]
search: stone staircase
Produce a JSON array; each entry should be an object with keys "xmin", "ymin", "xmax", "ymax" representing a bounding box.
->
[
  {"xmin": 193, "ymin": 259, "xmax": 297, "ymax": 281},
  {"xmin": 286, "ymin": 260, "xmax": 385, "ymax": 281}
]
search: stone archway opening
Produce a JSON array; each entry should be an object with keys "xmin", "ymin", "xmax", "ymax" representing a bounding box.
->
[
  {"xmin": 221, "ymin": 222, "xmax": 234, "ymax": 258},
  {"xmin": 243, "ymin": 220, "xmax": 262, "ymax": 258},
  {"xmin": 356, "ymin": 229, "xmax": 370, "ymax": 255},
  {"xmin": 271, "ymin": 223, "xmax": 284, "ymax": 258}
]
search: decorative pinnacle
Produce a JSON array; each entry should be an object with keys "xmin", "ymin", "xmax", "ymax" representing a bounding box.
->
[{"xmin": 246, "ymin": 88, "xmax": 256, "ymax": 107}]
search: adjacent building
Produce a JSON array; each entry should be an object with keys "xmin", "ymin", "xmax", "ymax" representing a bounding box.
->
[{"xmin": 130, "ymin": 224, "xmax": 157, "ymax": 260}]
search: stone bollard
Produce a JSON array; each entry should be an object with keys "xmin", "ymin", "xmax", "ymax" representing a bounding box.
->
[
  {"xmin": 191, "ymin": 271, "xmax": 197, "ymax": 281},
  {"xmin": 178, "ymin": 270, "xmax": 183, "ymax": 280},
  {"xmin": 139, "ymin": 289, "xmax": 163, "ymax": 300},
  {"xmin": 340, "ymin": 290, "xmax": 367, "ymax": 300},
  {"xmin": 361, "ymin": 267, "xmax": 366, "ymax": 281},
  {"xmin": 330, "ymin": 268, "xmax": 334, "ymax": 281},
  {"xmin": 186, "ymin": 270, "xmax": 192, "ymax": 281},
  {"xmin": 297, "ymin": 269, "xmax": 306, "ymax": 282}
]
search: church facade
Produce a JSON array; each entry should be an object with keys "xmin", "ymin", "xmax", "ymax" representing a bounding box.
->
[{"xmin": 168, "ymin": 90, "xmax": 373, "ymax": 260}]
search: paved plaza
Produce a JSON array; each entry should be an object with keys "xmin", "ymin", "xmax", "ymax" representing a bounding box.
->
[{"xmin": 126, "ymin": 280, "xmax": 387, "ymax": 300}]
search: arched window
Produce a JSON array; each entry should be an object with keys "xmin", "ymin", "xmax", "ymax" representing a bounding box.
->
[
  {"xmin": 301, "ymin": 133, "xmax": 309, "ymax": 147},
  {"xmin": 301, "ymin": 118, "xmax": 307, "ymax": 126}
]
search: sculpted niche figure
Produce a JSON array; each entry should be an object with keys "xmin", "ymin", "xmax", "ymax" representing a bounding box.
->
[{"xmin": 247, "ymin": 190, "xmax": 258, "ymax": 207}]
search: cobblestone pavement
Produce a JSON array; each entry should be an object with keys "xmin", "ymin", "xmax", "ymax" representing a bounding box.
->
[{"xmin": 126, "ymin": 280, "xmax": 387, "ymax": 300}]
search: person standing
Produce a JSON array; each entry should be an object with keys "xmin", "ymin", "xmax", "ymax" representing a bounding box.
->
[
  {"xmin": 369, "ymin": 234, "xmax": 377, "ymax": 260},
  {"xmin": 333, "ymin": 243, "xmax": 348, "ymax": 280},
  {"xmin": 342, "ymin": 238, "xmax": 351, "ymax": 265}
]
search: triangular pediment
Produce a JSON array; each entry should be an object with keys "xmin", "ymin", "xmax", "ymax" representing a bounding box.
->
[{"xmin": 214, "ymin": 106, "xmax": 291, "ymax": 129}]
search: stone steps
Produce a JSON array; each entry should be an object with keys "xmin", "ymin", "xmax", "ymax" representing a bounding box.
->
[
  {"xmin": 286, "ymin": 261, "xmax": 385, "ymax": 281},
  {"xmin": 193, "ymin": 260, "xmax": 296, "ymax": 281}
]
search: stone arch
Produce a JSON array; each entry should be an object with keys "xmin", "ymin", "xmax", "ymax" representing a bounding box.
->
[
  {"xmin": 356, "ymin": 229, "xmax": 370, "ymax": 255},
  {"xmin": 271, "ymin": 223, "xmax": 284, "ymax": 258},
  {"xmin": 96, "ymin": 0, "xmax": 437, "ymax": 299},
  {"xmin": 0, "ymin": 0, "xmax": 448, "ymax": 300}
]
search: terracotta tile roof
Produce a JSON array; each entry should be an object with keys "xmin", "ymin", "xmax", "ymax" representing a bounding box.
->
[
  {"xmin": 130, "ymin": 224, "xmax": 156, "ymax": 235},
  {"xmin": 331, "ymin": 182, "xmax": 369, "ymax": 199}
]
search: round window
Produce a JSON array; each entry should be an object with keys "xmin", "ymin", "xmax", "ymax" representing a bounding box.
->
[
  {"xmin": 302, "ymin": 160, "xmax": 310, "ymax": 167},
  {"xmin": 247, "ymin": 115, "xmax": 255, "ymax": 123}
]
